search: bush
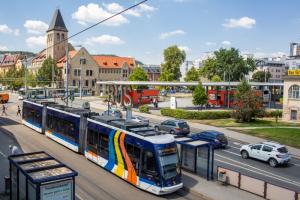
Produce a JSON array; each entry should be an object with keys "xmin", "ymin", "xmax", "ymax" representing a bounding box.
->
[
  {"xmin": 160, "ymin": 108, "xmax": 231, "ymax": 120},
  {"xmin": 263, "ymin": 110, "xmax": 283, "ymax": 118},
  {"xmin": 139, "ymin": 105, "xmax": 150, "ymax": 113}
]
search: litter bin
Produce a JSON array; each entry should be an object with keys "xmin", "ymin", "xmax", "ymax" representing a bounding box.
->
[
  {"xmin": 218, "ymin": 169, "xmax": 227, "ymax": 185},
  {"xmin": 4, "ymin": 176, "xmax": 10, "ymax": 194}
]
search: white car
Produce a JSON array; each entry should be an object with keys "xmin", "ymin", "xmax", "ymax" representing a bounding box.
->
[
  {"xmin": 18, "ymin": 95, "xmax": 24, "ymax": 100},
  {"xmin": 240, "ymin": 141, "xmax": 291, "ymax": 167},
  {"xmin": 131, "ymin": 115, "xmax": 149, "ymax": 125}
]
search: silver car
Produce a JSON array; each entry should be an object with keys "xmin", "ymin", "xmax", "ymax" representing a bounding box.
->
[
  {"xmin": 154, "ymin": 119, "xmax": 190, "ymax": 136},
  {"xmin": 131, "ymin": 115, "xmax": 149, "ymax": 125}
]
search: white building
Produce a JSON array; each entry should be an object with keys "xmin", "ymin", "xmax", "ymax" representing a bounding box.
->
[
  {"xmin": 255, "ymin": 59, "xmax": 288, "ymax": 83},
  {"xmin": 180, "ymin": 60, "xmax": 203, "ymax": 81}
]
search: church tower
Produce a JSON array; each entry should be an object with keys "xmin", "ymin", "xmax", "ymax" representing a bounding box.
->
[{"xmin": 46, "ymin": 9, "xmax": 68, "ymax": 61}]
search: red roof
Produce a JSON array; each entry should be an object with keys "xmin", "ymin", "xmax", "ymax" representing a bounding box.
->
[
  {"xmin": 57, "ymin": 50, "xmax": 78, "ymax": 68},
  {"xmin": 92, "ymin": 55, "xmax": 135, "ymax": 69},
  {"xmin": 0, "ymin": 54, "xmax": 20, "ymax": 67}
]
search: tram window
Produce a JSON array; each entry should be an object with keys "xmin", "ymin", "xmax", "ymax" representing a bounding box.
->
[
  {"xmin": 87, "ymin": 129, "xmax": 98, "ymax": 154},
  {"xmin": 99, "ymin": 134, "xmax": 109, "ymax": 159},
  {"xmin": 141, "ymin": 151, "xmax": 158, "ymax": 181},
  {"xmin": 125, "ymin": 143, "xmax": 141, "ymax": 174}
]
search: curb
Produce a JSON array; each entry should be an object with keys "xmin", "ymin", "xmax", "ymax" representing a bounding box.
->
[{"xmin": 182, "ymin": 186, "xmax": 214, "ymax": 200}]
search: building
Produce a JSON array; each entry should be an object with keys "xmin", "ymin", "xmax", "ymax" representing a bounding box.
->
[
  {"xmin": 180, "ymin": 61, "xmax": 194, "ymax": 81},
  {"xmin": 290, "ymin": 43, "xmax": 300, "ymax": 58},
  {"xmin": 285, "ymin": 57, "xmax": 300, "ymax": 70},
  {"xmin": 0, "ymin": 54, "xmax": 21, "ymax": 75},
  {"xmin": 255, "ymin": 59, "xmax": 289, "ymax": 83},
  {"xmin": 142, "ymin": 64, "xmax": 160, "ymax": 81},
  {"xmin": 282, "ymin": 69, "xmax": 300, "ymax": 121}
]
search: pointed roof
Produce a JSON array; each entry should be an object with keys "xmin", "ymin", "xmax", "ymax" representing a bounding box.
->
[{"xmin": 47, "ymin": 9, "xmax": 68, "ymax": 32}]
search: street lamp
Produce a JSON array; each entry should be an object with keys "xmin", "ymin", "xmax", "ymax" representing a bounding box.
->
[
  {"xmin": 79, "ymin": 57, "xmax": 84, "ymax": 99},
  {"xmin": 23, "ymin": 55, "xmax": 28, "ymax": 95}
]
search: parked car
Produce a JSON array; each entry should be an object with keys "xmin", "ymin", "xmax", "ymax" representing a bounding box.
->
[
  {"xmin": 102, "ymin": 109, "xmax": 123, "ymax": 119},
  {"xmin": 131, "ymin": 115, "xmax": 149, "ymax": 125},
  {"xmin": 154, "ymin": 119, "xmax": 190, "ymax": 136},
  {"xmin": 190, "ymin": 130, "xmax": 228, "ymax": 148},
  {"xmin": 240, "ymin": 141, "xmax": 291, "ymax": 167}
]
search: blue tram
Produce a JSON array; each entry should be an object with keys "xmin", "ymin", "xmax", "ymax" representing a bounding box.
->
[{"xmin": 22, "ymin": 100, "xmax": 183, "ymax": 195}]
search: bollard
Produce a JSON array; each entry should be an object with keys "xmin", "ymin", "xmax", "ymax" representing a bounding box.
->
[{"xmin": 4, "ymin": 176, "xmax": 10, "ymax": 194}]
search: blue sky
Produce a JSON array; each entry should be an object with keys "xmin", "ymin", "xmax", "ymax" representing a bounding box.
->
[{"xmin": 0, "ymin": 0, "xmax": 300, "ymax": 64}]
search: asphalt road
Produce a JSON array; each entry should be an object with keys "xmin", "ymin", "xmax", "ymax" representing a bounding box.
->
[
  {"xmin": 66, "ymin": 96, "xmax": 300, "ymax": 193},
  {"xmin": 0, "ymin": 94, "xmax": 202, "ymax": 200}
]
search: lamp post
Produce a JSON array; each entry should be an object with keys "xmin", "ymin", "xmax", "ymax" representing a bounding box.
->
[
  {"xmin": 79, "ymin": 57, "xmax": 83, "ymax": 99},
  {"xmin": 23, "ymin": 56, "xmax": 28, "ymax": 95},
  {"xmin": 65, "ymin": 44, "xmax": 69, "ymax": 106}
]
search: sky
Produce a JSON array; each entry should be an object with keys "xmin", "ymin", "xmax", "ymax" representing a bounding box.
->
[{"xmin": 0, "ymin": 0, "xmax": 300, "ymax": 64}]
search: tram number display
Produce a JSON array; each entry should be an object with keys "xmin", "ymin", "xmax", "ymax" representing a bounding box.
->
[
  {"xmin": 158, "ymin": 147, "xmax": 177, "ymax": 155},
  {"xmin": 41, "ymin": 179, "xmax": 73, "ymax": 200}
]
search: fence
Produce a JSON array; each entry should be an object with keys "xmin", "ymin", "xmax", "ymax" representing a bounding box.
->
[{"xmin": 217, "ymin": 166, "xmax": 299, "ymax": 200}]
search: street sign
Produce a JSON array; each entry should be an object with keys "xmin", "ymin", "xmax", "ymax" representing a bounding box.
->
[{"xmin": 288, "ymin": 69, "xmax": 300, "ymax": 76}]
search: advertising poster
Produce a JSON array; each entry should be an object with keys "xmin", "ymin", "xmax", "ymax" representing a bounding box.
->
[{"xmin": 41, "ymin": 180, "xmax": 73, "ymax": 200}]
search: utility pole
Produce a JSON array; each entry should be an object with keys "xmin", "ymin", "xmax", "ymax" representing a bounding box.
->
[
  {"xmin": 65, "ymin": 45, "xmax": 69, "ymax": 106},
  {"xmin": 52, "ymin": 62, "xmax": 55, "ymax": 88},
  {"xmin": 227, "ymin": 72, "xmax": 230, "ymax": 109}
]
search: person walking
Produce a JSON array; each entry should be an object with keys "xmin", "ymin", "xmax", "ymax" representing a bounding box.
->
[
  {"xmin": 1, "ymin": 104, "xmax": 7, "ymax": 116},
  {"xmin": 16, "ymin": 105, "xmax": 21, "ymax": 116},
  {"xmin": 9, "ymin": 145, "xmax": 20, "ymax": 155}
]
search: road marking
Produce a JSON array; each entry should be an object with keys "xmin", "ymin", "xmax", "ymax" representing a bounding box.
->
[
  {"xmin": 215, "ymin": 154, "xmax": 300, "ymax": 187},
  {"xmin": 228, "ymin": 145, "xmax": 241, "ymax": 150},
  {"xmin": 221, "ymin": 150, "xmax": 241, "ymax": 157},
  {"xmin": 75, "ymin": 194, "xmax": 84, "ymax": 200},
  {"xmin": 233, "ymin": 142, "xmax": 242, "ymax": 146},
  {"xmin": 0, "ymin": 151, "xmax": 7, "ymax": 158},
  {"xmin": 291, "ymin": 163, "xmax": 300, "ymax": 167}
]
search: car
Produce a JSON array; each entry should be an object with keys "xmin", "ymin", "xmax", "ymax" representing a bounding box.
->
[
  {"xmin": 154, "ymin": 119, "xmax": 190, "ymax": 136},
  {"xmin": 240, "ymin": 141, "xmax": 291, "ymax": 167},
  {"xmin": 18, "ymin": 95, "xmax": 24, "ymax": 100},
  {"xmin": 102, "ymin": 109, "xmax": 123, "ymax": 119},
  {"xmin": 131, "ymin": 115, "xmax": 149, "ymax": 125},
  {"xmin": 190, "ymin": 130, "xmax": 228, "ymax": 148}
]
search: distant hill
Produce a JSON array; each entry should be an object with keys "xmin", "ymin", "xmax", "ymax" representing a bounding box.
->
[{"xmin": 0, "ymin": 51, "xmax": 36, "ymax": 58}]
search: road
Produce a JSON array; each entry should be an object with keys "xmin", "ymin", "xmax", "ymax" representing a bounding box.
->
[
  {"xmin": 0, "ymin": 94, "xmax": 202, "ymax": 200},
  {"xmin": 67, "ymin": 96, "xmax": 300, "ymax": 193}
]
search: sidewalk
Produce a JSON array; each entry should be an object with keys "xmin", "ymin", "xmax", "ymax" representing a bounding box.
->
[{"xmin": 88, "ymin": 100, "xmax": 300, "ymax": 159}]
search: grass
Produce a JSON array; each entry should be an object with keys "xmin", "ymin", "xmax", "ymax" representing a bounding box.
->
[
  {"xmin": 236, "ymin": 128, "xmax": 300, "ymax": 149},
  {"xmin": 191, "ymin": 118, "xmax": 300, "ymax": 127}
]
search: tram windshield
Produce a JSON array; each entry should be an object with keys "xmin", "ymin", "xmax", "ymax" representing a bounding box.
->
[{"xmin": 157, "ymin": 144, "xmax": 179, "ymax": 180}]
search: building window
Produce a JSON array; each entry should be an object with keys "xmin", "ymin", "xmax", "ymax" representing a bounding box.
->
[
  {"xmin": 288, "ymin": 85, "xmax": 300, "ymax": 99},
  {"xmin": 62, "ymin": 33, "xmax": 65, "ymax": 40},
  {"xmin": 85, "ymin": 80, "xmax": 89, "ymax": 87},
  {"xmin": 80, "ymin": 58, "xmax": 86, "ymax": 65},
  {"xmin": 123, "ymin": 69, "xmax": 128, "ymax": 78},
  {"xmin": 92, "ymin": 80, "xmax": 95, "ymax": 87},
  {"xmin": 86, "ymin": 70, "xmax": 89, "ymax": 76},
  {"xmin": 56, "ymin": 33, "xmax": 60, "ymax": 41},
  {"xmin": 73, "ymin": 80, "xmax": 76, "ymax": 86}
]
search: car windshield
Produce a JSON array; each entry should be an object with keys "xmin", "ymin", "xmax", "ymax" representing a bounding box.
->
[
  {"xmin": 277, "ymin": 147, "xmax": 288, "ymax": 153},
  {"xmin": 216, "ymin": 134, "xmax": 227, "ymax": 141},
  {"xmin": 157, "ymin": 145, "xmax": 179, "ymax": 180},
  {"xmin": 178, "ymin": 122, "xmax": 188, "ymax": 128}
]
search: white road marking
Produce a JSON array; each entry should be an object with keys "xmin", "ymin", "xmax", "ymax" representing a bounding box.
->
[
  {"xmin": 75, "ymin": 194, "xmax": 84, "ymax": 200},
  {"xmin": 221, "ymin": 150, "xmax": 241, "ymax": 157},
  {"xmin": 233, "ymin": 142, "xmax": 242, "ymax": 146},
  {"xmin": 215, "ymin": 154, "xmax": 300, "ymax": 187},
  {"xmin": 291, "ymin": 163, "xmax": 300, "ymax": 167},
  {"xmin": 228, "ymin": 145, "xmax": 241, "ymax": 150},
  {"xmin": 0, "ymin": 151, "xmax": 7, "ymax": 158}
]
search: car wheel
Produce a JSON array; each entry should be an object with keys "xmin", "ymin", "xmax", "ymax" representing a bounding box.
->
[
  {"xmin": 241, "ymin": 150, "xmax": 249, "ymax": 159},
  {"xmin": 170, "ymin": 130, "xmax": 175, "ymax": 135},
  {"xmin": 269, "ymin": 158, "xmax": 278, "ymax": 168}
]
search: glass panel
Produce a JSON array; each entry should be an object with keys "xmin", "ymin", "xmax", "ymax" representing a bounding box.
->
[
  {"xmin": 19, "ymin": 171, "xmax": 26, "ymax": 200},
  {"xmin": 197, "ymin": 146, "xmax": 208, "ymax": 178},
  {"xmin": 28, "ymin": 180, "xmax": 36, "ymax": 200},
  {"xmin": 181, "ymin": 145, "xmax": 195, "ymax": 171}
]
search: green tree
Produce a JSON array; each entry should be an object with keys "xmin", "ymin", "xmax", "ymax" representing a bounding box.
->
[
  {"xmin": 211, "ymin": 75, "xmax": 222, "ymax": 82},
  {"xmin": 128, "ymin": 67, "xmax": 149, "ymax": 89},
  {"xmin": 252, "ymin": 71, "xmax": 272, "ymax": 82},
  {"xmin": 232, "ymin": 79, "xmax": 264, "ymax": 122},
  {"xmin": 36, "ymin": 57, "xmax": 60, "ymax": 86},
  {"xmin": 192, "ymin": 81, "xmax": 208, "ymax": 110},
  {"xmin": 27, "ymin": 72, "xmax": 37, "ymax": 87},
  {"xmin": 184, "ymin": 66, "xmax": 200, "ymax": 91},
  {"xmin": 4, "ymin": 66, "xmax": 25, "ymax": 90},
  {"xmin": 200, "ymin": 48, "xmax": 256, "ymax": 81},
  {"xmin": 160, "ymin": 45, "xmax": 186, "ymax": 81}
]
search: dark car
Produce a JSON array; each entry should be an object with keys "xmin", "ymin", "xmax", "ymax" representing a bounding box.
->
[
  {"xmin": 102, "ymin": 109, "xmax": 123, "ymax": 119},
  {"xmin": 154, "ymin": 119, "xmax": 190, "ymax": 136},
  {"xmin": 190, "ymin": 130, "xmax": 228, "ymax": 148}
]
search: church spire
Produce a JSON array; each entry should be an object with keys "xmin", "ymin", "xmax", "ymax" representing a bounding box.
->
[{"xmin": 47, "ymin": 9, "xmax": 68, "ymax": 32}]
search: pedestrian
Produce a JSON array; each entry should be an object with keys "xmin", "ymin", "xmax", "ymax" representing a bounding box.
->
[
  {"xmin": 9, "ymin": 145, "xmax": 20, "ymax": 155},
  {"xmin": 1, "ymin": 104, "xmax": 7, "ymax": 116},
  {"xmin": 16, "ymin": 105, "xmax": 21, "ymax": 116}
]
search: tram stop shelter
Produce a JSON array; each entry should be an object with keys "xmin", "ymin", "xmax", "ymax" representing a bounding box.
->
[
  {"xmin": 8, "ymin": 151, "xmax": 78, "ymax": 200},
  {"xmin": 175, "ymin": 137, "xmax": 214, "ymax": 181}
]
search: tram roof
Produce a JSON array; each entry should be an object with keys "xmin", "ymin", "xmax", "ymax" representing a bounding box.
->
[{"xmin": 96, "ymin": 81, "xmax": 284, "ymax": 87}]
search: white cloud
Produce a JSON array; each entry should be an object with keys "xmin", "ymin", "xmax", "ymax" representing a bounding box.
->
[
  {"xmin": 174, "ymin": 0, "xmax": 189, "ymax": 2},
  {"xmin": 0, "ymin": 45, "xmax": 8, "ymax": 51},
  {"xmin": 223, "ymin": 17, "xmax": 256, "ymax": 29},
  {"xmin": 26, "ymin": 36, "xmax": 46, "ymax": 48},
  {"xmin": 138, "ymin": 4, "xmax": 156, "ymax": 12},
  {"xmin": 14, "ymin": 29, "xmax": 20, "ymax": 36},
  {"xmin": 205, "ymin": 42, "xmax": 216, "ymax": 46},
  {"xmin": 85, "ymin": 34, "xmax": 124, "ymax": 45},
  {"xmin": 0, "ymin": 24, "xmax": 13, "ymax": 34},
  {"xmin": 160, "ymin": 29, "xmax": 185, "ymax": 39},
  {"xmin": 242, "ymin": 51, "xmax": 287, "ymax": 59},
  {"xmin": 103, "ymin": 2, "xmax": 156, "ymax": 17},
  {"xmin": 24, "ymin": 20, "xmax": 49, "ymax": 34},
  {"xmin": 72, "ymin": 3, "xmax": 128, "ymax": 26},
  {"xmin": 178, "ymin": 46, "xmax": 190, "ymax": 52},
  {"xmin": 222, "ymin": 41, "xmax": 231, "ymax": 46}
]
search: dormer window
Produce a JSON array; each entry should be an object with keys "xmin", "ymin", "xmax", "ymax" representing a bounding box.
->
[
  {"xmin": 103, "ymin": 62, "xmax": 107, "ymax": 65},
  {"xmin": 114, "ymin": 62, "xmax": 118, "ymax": 66}
]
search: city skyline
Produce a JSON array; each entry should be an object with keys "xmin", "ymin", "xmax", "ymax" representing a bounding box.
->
[{"xmin": 0, "ymin": 0, "xmax": 300, "ymax": 64}]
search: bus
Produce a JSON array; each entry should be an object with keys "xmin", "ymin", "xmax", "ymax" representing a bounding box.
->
[{"xmin": 22, "ymin": 100, "xmax": 183, "ymax": 195}]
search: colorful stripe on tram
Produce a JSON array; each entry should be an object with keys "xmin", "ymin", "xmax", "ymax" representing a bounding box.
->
[{"xmin": 85, "ymin": 130, "xmax": 138, "ymax": 186}]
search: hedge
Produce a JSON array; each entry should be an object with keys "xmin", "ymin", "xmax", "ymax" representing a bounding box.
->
[
  {"xmin": 160, "ymin": 108, "xmax": 231, "ymax": 120},
  {"xmin": 139, "ymin": 105, "xmax": 150, "ymax": 114},
  {"xmin": 263, "ymin": 110, "xmax": 283, "ymax": 118}
]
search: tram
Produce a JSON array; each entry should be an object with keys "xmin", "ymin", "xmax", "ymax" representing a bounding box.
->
[{"xmin": 22, "ymin": 100, "xmax": 183, "ymax": 195}]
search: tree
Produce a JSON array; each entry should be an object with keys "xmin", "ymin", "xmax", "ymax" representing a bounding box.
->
[
  {"xmin": 4, "ymin": 66, "xmax": 24, "ymax": 90},
  {"xmin": 232, "ymin": 79, "xmax": 264, "ymax": 122},
  {"xmin": 192, "ymin": 81, "xmax": 208, "ymax": 110},
  {"xmin": 27, "ymin": 72, "xmax": 38, "ymax": 87},
  {"xmin": 184, "ymin": 66, "xmax": 200, "ymax": 91},
  {"xmin": 128, "ymin": 67, "xmax": 148, "ymax": 89},
  {"xmin": 200, "ymin": 48, "xmax": 256, "ymax": 81},
  {"xmin": 252, "ymin": 71, "xmax": 272, "ymax": 82},
  {"xmin": 160, "ymin": 45, "xmax": 186, "ymax": 81},
  {"xmin": 211, "ymin": 75, "xmax": 222, "ymax": 82},
  {"xmin": 36, "ymin": 57, "xmax": 60, "ymax": 86}
]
